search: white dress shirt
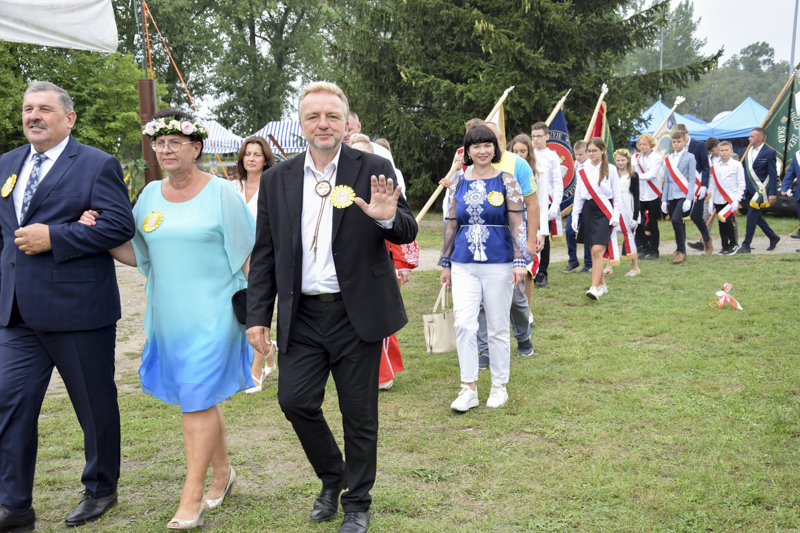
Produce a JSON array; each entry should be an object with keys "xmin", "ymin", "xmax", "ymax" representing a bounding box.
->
[
  {"xmin": 15, "ymin": 136, "xmax": 70, "ymax": 223},
  {"xmin": 534, "ymin": 148, "xmax": 563, "ymax": 207},
  {"xmin": 708, "ymin": 158, "xmax": 745, "ymax": 206},
  {"xmin": 572, "ymin": 161, "xmax": 623, "ymax": 219},
  {"xmin": 300, "ymin": 146, "xmax": 394, "ymax": 295},
  {"xmin": 635, "ymin": 151, "xmax": 663, "ymax": 202}
]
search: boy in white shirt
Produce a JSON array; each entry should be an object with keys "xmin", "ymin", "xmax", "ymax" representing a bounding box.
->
[
  {"xmin": 530, "ymin": 121, "xmax": 563, "ymax": 287},
  {"xmin": 707, "ymin": 141, "xmax": 745, "ymax": 255}
]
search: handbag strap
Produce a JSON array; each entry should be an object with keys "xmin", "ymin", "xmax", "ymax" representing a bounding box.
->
[{"xmin": 432, "ymin": 284, "xmax": 450, "ymax": 313}]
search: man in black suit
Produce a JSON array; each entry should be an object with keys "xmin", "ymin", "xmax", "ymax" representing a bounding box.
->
[
  {"xmin": 246, "ymin": 82, "xmax": 417, "ymax": 533},
  {"xmin": 677, "ymin": 124, "xmax": 713, "ymax": 254},
  {"xmin": 0, "ymin": 82, "xmax": 135, "ymax": 532},
  {"xmin": 740, "ymin": 127, "xmax": 780, "ymax": 253}
]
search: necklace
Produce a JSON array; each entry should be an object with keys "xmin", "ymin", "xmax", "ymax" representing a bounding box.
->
[{"xmin": 310, "ymin": 165, "xmax": 335, "ymax": 262}]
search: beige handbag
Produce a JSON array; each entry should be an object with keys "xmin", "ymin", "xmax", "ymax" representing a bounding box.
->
[{"xmin": 423, "ymin": 285, "xmax": 457, "ymax": 354}]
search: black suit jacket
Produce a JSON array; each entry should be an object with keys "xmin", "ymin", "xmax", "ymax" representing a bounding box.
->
[
  {"xmin": 0, "ymin": 136, "xmax": 135, "ymax": 331},
  {"xmin": 688, "ymin": 138, "xmax": 710, "ymax": 187},
  {"xmin": 246, "ymin": 144, "xmax": 418, "ymax": 352},
  {"xmin": 745, "ymin": 144, "xmax": 779, "ymax": 196}
]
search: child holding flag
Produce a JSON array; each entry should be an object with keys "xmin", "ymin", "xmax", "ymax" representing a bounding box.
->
[{"xmin": 707, "ymin": 141, "xmax": 745, "ymax": 255}]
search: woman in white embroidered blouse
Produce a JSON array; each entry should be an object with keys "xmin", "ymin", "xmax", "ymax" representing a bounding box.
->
[
  {"xmin": 571, "ymin": 137, "xmax": 623, "ymax": 300},
  {"xmin": 233, "ymin": 136, "xmax": 277, "ymax": 393}
]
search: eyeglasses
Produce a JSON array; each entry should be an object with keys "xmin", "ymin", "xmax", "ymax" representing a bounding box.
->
[
  {"xmin": 151, "ymin": 140, "xmax": 196, "ymax": 153},
  {"xmin": 530, "ymin": 135, "xmax": 546, "ymax": 139}
]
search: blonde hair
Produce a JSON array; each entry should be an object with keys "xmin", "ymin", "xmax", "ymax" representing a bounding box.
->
[
  {"xmin": 573, "ymin": 140, "xmax": 587, "ymax": 152},
  {"xmin": 374, "ymin": 138, "xmax": 391, "ymax": 152},
  {"xmin": 613, "ymin": 149, "xmax": 633, "ymax": 176},
  {"xmin": 298, "ymin": 81, "xmax": 349, "ymax": 119},
  {"xmin": 350, "ymin": 133, "xmax": 375, "ymax": 154},
  {"xmin": 718, "ymin": 140, "xmax": 733, "ymax": 149},
  {"xmin": 637, "ymin": 134, "xmax": 656, "ymax": 148}
]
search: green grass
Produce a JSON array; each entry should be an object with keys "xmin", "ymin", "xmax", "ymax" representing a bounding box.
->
[{"xmin": 30, "ymin": 216, "xmax": 800, "ymax": 532}]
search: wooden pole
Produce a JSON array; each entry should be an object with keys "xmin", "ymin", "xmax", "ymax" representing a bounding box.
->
[
  {"xmin": 268, "ymin": 134, "xmax": 288, "ymax": 159},
  {"xmin": 415, "ymin": 86, "xmax": 516, "ymax": 223},
  {"xmin": 544, "ymin": 89, "xmax": 570, "ymax": 127},
  {"xmin": 583, "ymin": 84, "xmax": 608, "ymax": 142}
]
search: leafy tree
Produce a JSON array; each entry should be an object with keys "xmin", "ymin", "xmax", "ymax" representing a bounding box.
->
[
  {"xmin": 329, "ymin": 0, "xmax": 720, "ymax": 203},
  {"xmin": 0, "ymin": 43, "xmax": 28, "ymax": 154},
  {"xmin": 210, "ymin": 0, "xmax": 331, "ymax": 134}
]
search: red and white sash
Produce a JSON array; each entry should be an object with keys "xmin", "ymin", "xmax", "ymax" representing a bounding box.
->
[
  {"xmin": 635, "ymin": 153, "xmax": 662, "ymax": 198},
  {"xmin": 664, "ymin": 156, "xmax": 690, "ymax": 196},
  {"xmin": 711, "ymin": 166, "xmax": 736, "ymax": 221},
  {"xmin": 694, "ymin": 170, "xmax": 703, "ymax": 198},
  {"xmin": 548, "ymin": 194, "xmax": 563, "ymax": 238},
  {"xmin": 579, "ymin": 169, "xmax": 636, "ymax": 265}
]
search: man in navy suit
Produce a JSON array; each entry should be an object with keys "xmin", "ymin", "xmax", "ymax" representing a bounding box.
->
[
  {"xmin": 677, "ymin": 124, "xmax": 713, "ymax": 254},
  {"xmin": 780, "ymin": 149, "xmax": 800, "ymax": 243},
  {"xmin": 740, "ymin": 127, "xmax": 780, "ymax": 253},
  {"xmin": 0, "ymin": 82, "xmax": 135, "ymax": 532}
]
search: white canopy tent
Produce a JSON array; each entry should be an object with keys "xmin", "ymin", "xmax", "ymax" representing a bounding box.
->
[
  {"xmin": 0, "ymin": 0, "xmax": 117, "ymax": 53},
  {"xmin": 203, "ymin": 120, "xmax": 244, "ymax": 154}
]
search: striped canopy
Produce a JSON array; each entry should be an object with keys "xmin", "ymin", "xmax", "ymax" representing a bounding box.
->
[
  {"xmin": 249, "ymin": 121, "xmax": 308, "ymax": 154},
  {"xmin": 202, "ymin": 120, "xmax": 244, "ymax": 154}
]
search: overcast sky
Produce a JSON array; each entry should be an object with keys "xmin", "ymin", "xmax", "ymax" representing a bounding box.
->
[{"xmin": 694, "ymin": 0, "xmax": 798, "ymax": 66}]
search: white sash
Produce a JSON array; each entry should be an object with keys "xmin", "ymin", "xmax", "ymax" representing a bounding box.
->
[{"xmin": 746, "ymin": 149, "xmax": 768, "ymax": 206}]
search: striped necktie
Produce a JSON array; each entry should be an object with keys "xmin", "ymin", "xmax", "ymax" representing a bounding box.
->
[{"xmin": 20, "ymin": 152, "xmax": 47, "ymax": 221}]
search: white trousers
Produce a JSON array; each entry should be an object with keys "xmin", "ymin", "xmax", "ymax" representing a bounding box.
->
[{"xmin": 451, "ymin": 262, "xmax": 513, "ymax": 384}]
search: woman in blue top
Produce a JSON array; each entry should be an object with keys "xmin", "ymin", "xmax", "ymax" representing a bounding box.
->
[
  {"xmin": 79, "ymin": 109, "xmax": 255, "ymax": 529},
  {"xmin": 439, "ymin": 125, "xmax": 529, "ymax": 412}
]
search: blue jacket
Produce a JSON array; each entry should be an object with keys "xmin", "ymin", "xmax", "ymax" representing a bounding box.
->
[
  {"xmin": 663, "ymin": 150, "xmax": 696, "ymax": 201},
  {"xmin": 744, "ymin": 144, "xmax": 778, "ymax": 196},
  {"xmin": 688, "ymin": 137, "xmax": 710, "ymax": 187},
  {"xmin": 0, "ymin": 136, "xmax": 135, "ymax": 331},
  {"xmin": 780, "ymin": 151, "xmax": 800, "ymax": 201}
]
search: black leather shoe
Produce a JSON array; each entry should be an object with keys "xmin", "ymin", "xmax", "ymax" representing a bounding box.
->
[
  {"xmin": 65, "ymin": 491, "xmax": 117, "ymax": 527},
  {"xmin": 644, "ymin": 252, "xmax": 660, "ymax": 260},
  {"xmin": 791, "ymin": 231, "xmax": 800, "ymax": 239},
  {"xmin": 339, "ymin": 511, "xmax": 369, "ymax": 533},
  {"xmin": 767, "ymin": 237, "xmax": 781, "ymax": 251},
  {"xmin": 310, "ymin": 476, "xmax": 347, "ymax": 522},
  {"xmin": 578, "ymin": 266, "xmax": 591, "ymax": 274},
  {"xmin": 686, "ymin": 240, "xmax": 704, "ymax": 251},
  {"xmin": 0, "ymin": 506, "xmax": 35, "ymax": 533},
  {"xmin": 739, "ymin": 244, "xmax": 751, "ymax": 254},
  {"xmin": 534, "ymin": 272, "xmax": 547, "ymax": 288}
]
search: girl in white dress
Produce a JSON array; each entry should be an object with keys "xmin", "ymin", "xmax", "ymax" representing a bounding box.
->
[{"xmin": 604, "ymin": 149, "xmax": 640, "ymax": 276}]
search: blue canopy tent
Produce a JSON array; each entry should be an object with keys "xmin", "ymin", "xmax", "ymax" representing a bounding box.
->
[
  {"xmin": 202, "ymin": 120, "xmax": 244, "ymax": 154},
  {"xmin": 250, "ymin": 121, "xmax": 308, "ymax": 154},
  {"xmin": 706, "ymin": 97, "xmax": 768, "ymax": 139},
  {"xmin": 636, "ymin": 100, "xmax": 712, "ymax": 141},
  {"xmin": 683, "ymin": 114, "xmax": 707, "ymax": 125}
]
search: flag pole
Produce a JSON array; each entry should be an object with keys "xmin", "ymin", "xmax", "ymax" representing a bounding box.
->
[
  {"xmin": 741, "ymin": 67, "xmax": 800, "ymax": 161},
  {"xmin": 415, "ymin": 86, "xmax": 516, "ymax": 223},
  {"xmin": 651, "ymin": 95, "xmax": 686, "ymax": 139},
  {"xmin": 544, "ymin": 89, "xmax": 571, "ymax": 127},
  {"xmin": 583, "ymin": 84, "xmax": 608, "ymax": 142}
]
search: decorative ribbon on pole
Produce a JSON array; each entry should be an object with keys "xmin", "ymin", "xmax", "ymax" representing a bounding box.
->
[
  {"xmin": 715, "ymin": 284, "xmax": 742, "ymax": 310},
  {"xmin": 651, "ymin": 95, "xmax": 685, "ymax": 143},
  {"xmin": 415, "ymin": 86, "xmax": 516, "ymax": 223},
  {"xmin": 583, "ymin": 84, "xmax": 609, "ymax": 143}
]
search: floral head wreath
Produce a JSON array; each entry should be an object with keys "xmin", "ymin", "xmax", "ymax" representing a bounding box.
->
[
  {"xmin": 613, "ymin": 148, "xmax": 631, "ymax": 159},
  {"xmin": 142, "ymin": 116, "xmax": 209, "ymax": 141}
]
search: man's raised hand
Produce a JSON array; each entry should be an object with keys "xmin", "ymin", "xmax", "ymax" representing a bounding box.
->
[{"xmin": 354, "ymin": 174, "xmax": 401, "ymax": 221}]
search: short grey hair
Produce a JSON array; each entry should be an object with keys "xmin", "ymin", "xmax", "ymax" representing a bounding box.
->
[
  {"xmin": 24, "ymin": 81, "xmax": 74, "ymax": 112},
  {"xmin": 349, "ymin": 110, "xmax": 359, "ymax": 123},
  {"xmin": 298, "ymin": 81, "xmax": 349, "ymax": 120}
]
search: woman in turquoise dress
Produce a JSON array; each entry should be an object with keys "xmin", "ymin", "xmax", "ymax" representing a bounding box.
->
[{"xmin": 80, "ymin": 109, "xmax": 255, "ymax": 529}]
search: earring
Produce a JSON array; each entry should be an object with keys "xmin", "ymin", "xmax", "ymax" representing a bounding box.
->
[{"xmin": 463, "ymin": 155, "xmax": 472, "ymax": 166}]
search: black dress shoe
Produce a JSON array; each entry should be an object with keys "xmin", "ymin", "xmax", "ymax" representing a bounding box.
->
[
  {"xmin": 310, "ymin": 476, "xmax": 347, "ymax": 522},
  {"xmin": 0, "ymin": 506, "xmax": 35, "ymax": 533},
  {"xmin": 339, "ymin": 511, "xmax": 369, "ymax": 533},
  {"xmin": 791, "ymin": 231, "xmax": 800, "ymax": 239},
  {"xmin": 578, "ymin": 266, "xmax": 591, "ymax": 274},
  {"xmin": 739, "ymin": 244, "xmax": 751, "ymax": 254},
  {"xmin": 534, "ymin": 272, "xmax": 547, "ymax": 288},
  {"xmin": 686, "ymin": 240, "xmax": 704, "ymax": 251},
  {"xmin": 65, "ymin": 491, "xmax": 117, "ymax": 527},
  {"xmin": 636, "ymin": 250, "xmax": 649, "ymax": 259},
  {"xmin": 767, "ymin": 237, "xmax": 781, "ymax": 251},
  {"xmin": 644, "ymin": 252, "xmax": 660, "ymax": 260}
]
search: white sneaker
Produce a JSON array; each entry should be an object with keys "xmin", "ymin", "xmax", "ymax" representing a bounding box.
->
[
  {"xmin": 486, "ymin": 383, "xmax": 509, "ymax": 408},
  {"xmin": 598, "ymin": 284, "xmax": 608, "ymax": 297},
  {"xmin": 586, "ymin": 286, "xmax": 599, "ymax": 300},
  {"xmin": 450, "ymin": 385, "xmax": 479, "ymax": 412},
  {"xmin": 378, "ymin": 379, "xmax": 394, "ymax": 390}
]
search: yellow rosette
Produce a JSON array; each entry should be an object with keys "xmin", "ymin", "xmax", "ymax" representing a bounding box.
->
[
  {"xmin": 487, "ymin": 190, "xmax": 504, "ymax": 207},
  {"xmin": 1, "ymin": 174, "xmax": 17, "ymax": 198},
  {"xmin": 330, "ymin": 185, "xmax": 356, "ymax": 209},
  {"xmin": 142, "ymin": 211, "xmax": 163, "ymax": 232}
]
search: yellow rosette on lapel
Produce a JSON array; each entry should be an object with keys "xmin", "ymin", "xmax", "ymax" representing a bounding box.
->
[
  {"xmin": 142, "ymin": 211, "xmax": 163, "ymax": 232},
  {"xmin": 330, "ymin": 185, "xmax": 356, "ymax": 209},
  {"xmin": 1, "ymin": 174, "xmax": 17, "ymax": 198}
]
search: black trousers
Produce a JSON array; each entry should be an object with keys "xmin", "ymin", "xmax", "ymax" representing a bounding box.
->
[
  {"xmin": 538, "ymin": 235, "xmax": 550, "ymax": 274},
  {"xmin": 277, "ymin": 296, "xmax": 382, "ymax": 512},
  {"xmin": 743, "ymin": 204, "xmax": 778, "ymax": 245},
  {"xmin": 715, "ymin": 203, "xmax": 738, "ymax": 250},
  {"xmin": 668, "ymin": 199, "xmax": 691, "ymax": 253},
  {"xmin": 0, "ymin": 302, "xmax": 119, "ymax": 513},
  {"xmin": 638, "ymin": 198, "xmax": 661, "ymax": 253},
  {"xmin": 690, "ymin": 197, "xmax": 711, "ymax": 242}
]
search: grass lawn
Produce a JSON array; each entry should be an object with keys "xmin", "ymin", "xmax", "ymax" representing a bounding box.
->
[{"xmin": 31, "ymin": 215, "xmax": 800, "ymax": 532}]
